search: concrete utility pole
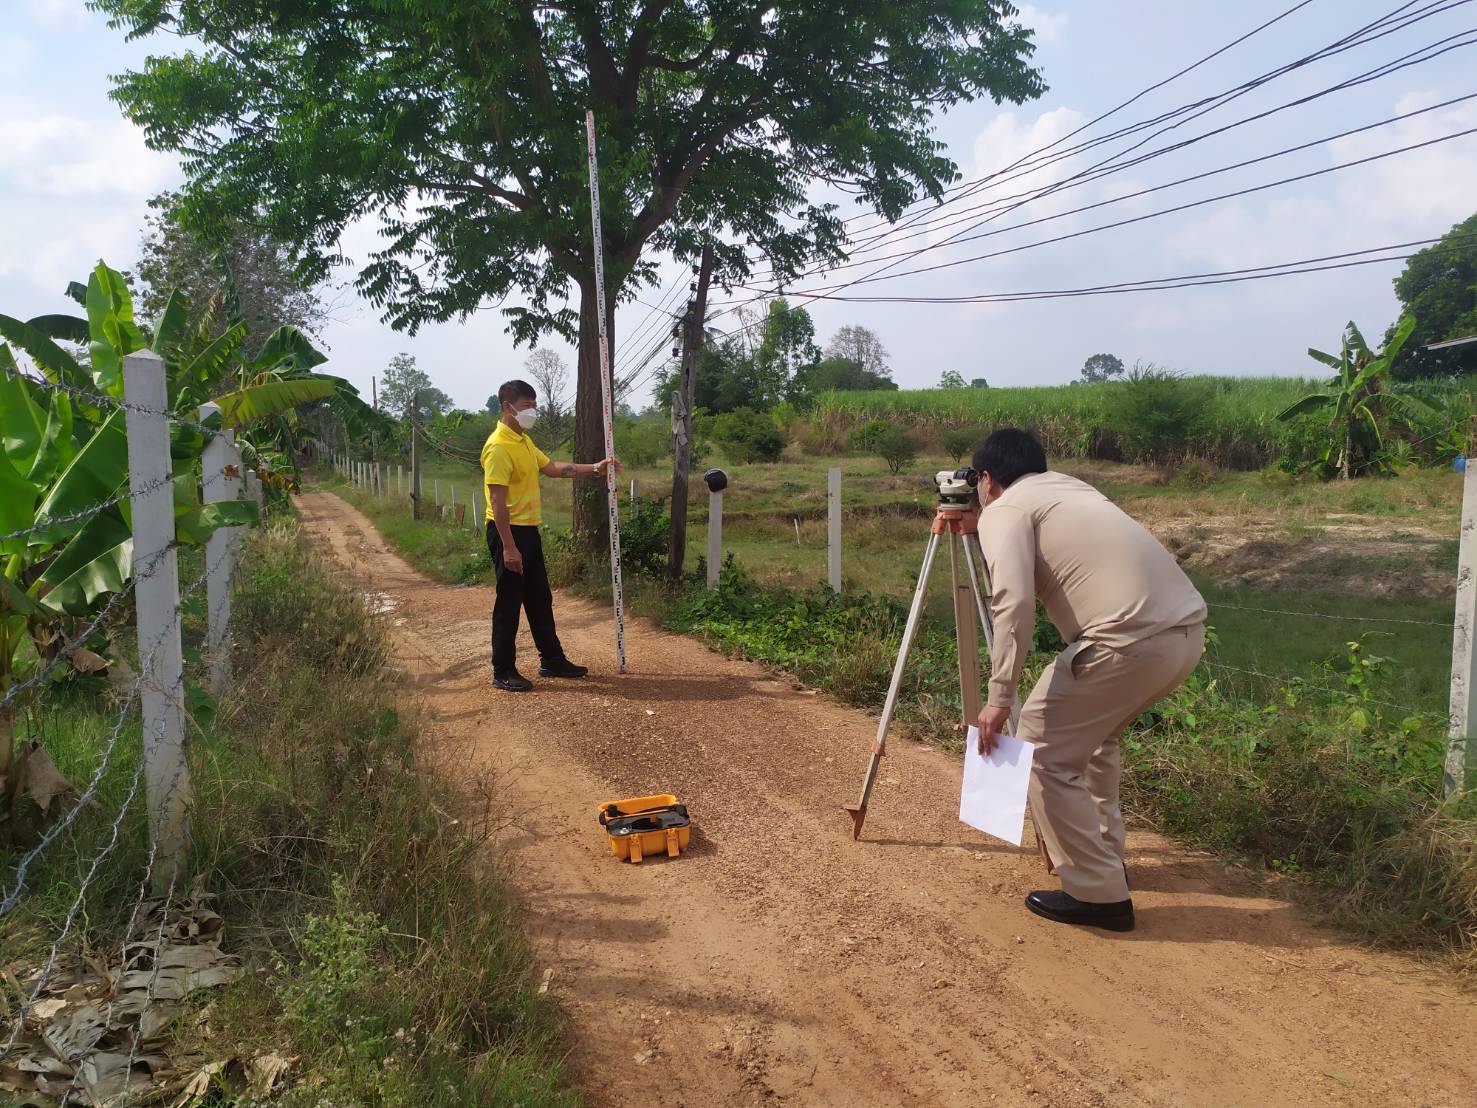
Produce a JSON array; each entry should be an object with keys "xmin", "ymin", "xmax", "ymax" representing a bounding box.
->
[
  {"xmin": 1449, "ymin": 448, "xmax": 1477, "ymax": 796},
  {"xmin": 667, "ymin": 241, "xmax": 714, "ymax": 586}
]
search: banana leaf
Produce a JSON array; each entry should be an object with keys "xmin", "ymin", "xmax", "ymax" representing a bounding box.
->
[
  {"xmin": 85, "ymin": 262, "xmax": 145, "ymax": 396},
  {"xmin": 0, "ymin": 574, "xmax": 48, "ymax": 620},
  {"xmin": 175, "ymin": 320, "xmax": 248, "ymax": 398},
  {"xmin": 151, "ymin": 289, "xmax": 192, "ymax": 357},
  {"xmin": 34, "ymin": 509, "xmax": 133, "ymax": 616},
  {"xmin": 26, "ymin": 389, "xmax": 74, "ymax": 488},
  {"xmin": 0, "ymin": 314, "xmax": 89, "ymax": 391},
  {"xmin": 29, "ymin": 408, "xmax": 128, "ymax": 547},
  {"xmin": 1276, "ymin": 394, "xmax": 1332, "ymax": 422},
  {"xmin": 253, "ymin": 325, "xmax": 327, "ymax": 373},
  {"xmin": 0, "ymin": 353, "xmax": 47, "ymax": 476},
  {"xmin": 174, "ymin": 500, "xmax": 260, "ymax": 545},
  {"xmin": 0, "ymin": 451, "xmax": 37, "ymax": 558},
  {"xmin": 25, "ymin": 314, "xmax": 89, "ymax": 345},
  {"xmin": 214, "ymin": 377, "xmax": 335, "ymax": 428}
]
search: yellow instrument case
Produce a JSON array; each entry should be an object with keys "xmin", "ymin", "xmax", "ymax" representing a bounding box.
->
[{"xmin": 598, "ymin": 794, "xmax": 691, "ymax": 863}]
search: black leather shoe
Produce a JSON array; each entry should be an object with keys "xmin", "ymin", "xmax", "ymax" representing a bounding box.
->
[
  {"xmin": 539, "ymin": 658, "xmax": 588, "ymax": 679},
  {"xmin": 1025, "ymin": 889, "xmax": 1135, "ymax": 932},
  {"xmin": 492, "ymin": 670, "xmax": 533, "ymax": 692}
]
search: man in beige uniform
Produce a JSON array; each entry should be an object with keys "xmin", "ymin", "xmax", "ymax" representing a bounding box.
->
[{"xmin": 974, "ymin": 428, "xmax": 1206, "ymax": 932}]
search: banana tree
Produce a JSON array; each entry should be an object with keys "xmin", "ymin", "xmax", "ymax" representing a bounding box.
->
[
  {"xmin": 1276, "ymin": 316, "xmax": 1435, "ymax": 479},
  {"xmin": 0, "ymin": 261, "xmax": 339, "ymax": 820}
]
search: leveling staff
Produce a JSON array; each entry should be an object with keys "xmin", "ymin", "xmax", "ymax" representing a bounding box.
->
[
  {"xmin": 482, "ymin": 379, "xmax": 621, "ymax": 692},
  {"xmin": 973, "ymin": 428, "xmax": 1206, "ymax": 932}
]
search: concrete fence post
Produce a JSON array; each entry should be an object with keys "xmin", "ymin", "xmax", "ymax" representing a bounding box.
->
[
  {"xmin": 828, "ymin": 467, "xmax": 842, "ymax": 592},
  {"xmin": 707, "ymin": 487, "xmax": 723, "ymax": 588},
  {"xmin": 123, "ymin": 349, "xmax": 188, "ymax": 893},
  {"xmin": 200, "ymin": 403, "xmax": 242, "ymax": 695}
]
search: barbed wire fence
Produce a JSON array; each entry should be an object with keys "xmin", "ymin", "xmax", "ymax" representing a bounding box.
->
[{"xmin": 1, "ymin": 350, "xmax": 257, "ymax": 1090}]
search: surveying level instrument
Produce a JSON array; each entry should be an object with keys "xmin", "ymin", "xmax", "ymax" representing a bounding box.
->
[{"xmin": 843, "ymin": 468, "xmax": 1025, "ymax": 842}]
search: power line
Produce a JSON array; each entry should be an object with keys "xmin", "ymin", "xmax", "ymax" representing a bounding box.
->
[
  {"xmin": 841, "ymin": 1, "xmax": 1473, "ymax": 256},
  {"xmin": 770, "ymin": 124, "xmax": 1477, "ymax": 295},
  {"xmin": 762, "ymin": 84, "xmax": 1477, "ymax": 280},
  {"xmin": 758, "ymin": 234, "xmax": 1476, "ymax": 304},
  {"xmin": 734, "ymin": 0, "xmax": 1473, "ymax": 299},
  {"xmin": 781, "ymin": 0, "xmax": 1326, "ymax": 245}
]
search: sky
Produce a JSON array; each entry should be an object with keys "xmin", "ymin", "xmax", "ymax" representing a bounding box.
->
[{"xmin": 2, "ymin": 0, "xmax": 1475, "ymax": 413}]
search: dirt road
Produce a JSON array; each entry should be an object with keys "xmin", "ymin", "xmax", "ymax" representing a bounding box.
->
[{"xmin": 298, "ymin": 490, "xmax": 1475, "ymax": 1107}]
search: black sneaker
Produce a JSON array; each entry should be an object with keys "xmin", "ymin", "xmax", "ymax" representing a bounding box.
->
[
  {"xmin": 492, "ymin": 670, "xmax": 533, "ymax": 692},
  {"xmin": 1025, "ymin": 889, "xmax": 1135, "ymax": 932},
  {"xmin": 539, "ymin": 658, "xmax": 588, "ymax": 679}
]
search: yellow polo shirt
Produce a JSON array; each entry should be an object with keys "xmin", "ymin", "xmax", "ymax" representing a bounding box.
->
[{"xmin": 481, "ymin": 422, "xmax": 550, "ymax": 526}]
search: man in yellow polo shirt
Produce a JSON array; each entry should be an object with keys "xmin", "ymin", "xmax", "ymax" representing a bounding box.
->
[{"xmin": 483, "ymin": 378, "xmax": 620, "ymax": 692}]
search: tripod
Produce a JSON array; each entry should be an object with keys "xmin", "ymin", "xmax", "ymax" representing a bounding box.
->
[{"xmin": 843, "ymin": 500, "xmax": 1023, "ymax": 842}]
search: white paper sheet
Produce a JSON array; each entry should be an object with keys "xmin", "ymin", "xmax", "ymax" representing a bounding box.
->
[{"xmin": 959, "ymin": 725, "xmax": 1036, "ymax": 846}]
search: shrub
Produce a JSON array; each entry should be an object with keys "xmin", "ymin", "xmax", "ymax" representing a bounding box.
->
[
  {"xmin": 710, "ymin": 407, "xmax": 786, "ymax": 462},
  {"xmin": 1102, "ymin": 367, "xmax": 1210, "ymax": 464},
  {"xmin": 848, "ymin": 418, "xmax": 892, "ymax": 453},
  {"xmin": 874, "ymin": 423, "xmax": 919, "ymax": 475},
  {"xmin": 615, "ymin": 417, "xmax": 670, "ymax": 466},
  {"xmin": 940, "ymin": 426, "xmax": 979, "ymax": 463}
]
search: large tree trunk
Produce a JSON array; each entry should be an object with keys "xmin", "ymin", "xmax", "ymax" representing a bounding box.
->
[{"xmin": 574, "ymin": 277, "xmax": 617, "ymax": 542}]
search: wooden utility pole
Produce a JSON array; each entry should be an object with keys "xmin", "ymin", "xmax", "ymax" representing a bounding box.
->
[
  {"xmin": 410, "ymin": 389, "xmax": 421, "ymax": 520},
  {"xmin": 371, "ymin": 374, "xmax": 380, "ymax": 492},
  {"xmin": 667, "ymin": 242, "xmax": 715, "ymax": 586}
]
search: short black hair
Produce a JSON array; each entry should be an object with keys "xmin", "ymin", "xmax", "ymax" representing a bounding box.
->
[
  {"xmin": 972, "ymin": 427, "xmax": 1047, "ymax": 488},
  {"xmin": 498, "ymin": 379, "xmax": 537, "ymax": 407}
]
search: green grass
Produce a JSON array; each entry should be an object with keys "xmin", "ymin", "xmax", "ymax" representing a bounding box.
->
[{"xmin": 1, "ymin": 520, "xmax": 575, "ymax": 1106}]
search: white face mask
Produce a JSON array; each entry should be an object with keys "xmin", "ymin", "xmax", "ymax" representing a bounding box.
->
[{"xmin": 514, "ymin": 407, "xmax": 538, "ymax": 430}]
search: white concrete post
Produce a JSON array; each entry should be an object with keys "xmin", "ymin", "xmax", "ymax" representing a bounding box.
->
[
  {"xmin": 827, "ymin": 467, "xmax": 842, "ymax": 592},
  {"xmin": 631, "ymin": 478, "xmax": 639, "ymax": 502},
  {"xmin": 246, "ymin": 471, "xmax": 265, "ymax": 514},
  {"xmin": 434, "ymin": 478, "xmax": 440, "ymax": 506},
  {"xmin": 124, "ymin": 349, "xmax": 188, "ymax": 893},
  {"xmin": 200, "ymin": 403, "xmax": 242, "ymax": 695},
  {"xmin": 707, "ymin": 487, "xmax": 723, "ymax": 588},
  {"xmin": 1448, "ymin": 461, "xmax": 1477, "ymax": 796},
  {"xmin": 450, "ymin": 483, "xmax": 457, "ymax": 518}
]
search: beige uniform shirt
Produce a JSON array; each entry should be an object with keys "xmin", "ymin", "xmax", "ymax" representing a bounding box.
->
[{"xmin": 978, "ymin": 471, "xmax": 1206, "ymax": 707}]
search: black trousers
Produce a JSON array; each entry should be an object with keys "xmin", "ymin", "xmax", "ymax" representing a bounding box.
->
[{"xmin": 487, "ymin": 523, "xmax": 565, "ymax": 674}]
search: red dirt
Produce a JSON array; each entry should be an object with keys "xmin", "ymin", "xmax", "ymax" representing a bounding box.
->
[{"xmin": 299, "ymin": 490, "xmax": 1475, "ymax": 1107}]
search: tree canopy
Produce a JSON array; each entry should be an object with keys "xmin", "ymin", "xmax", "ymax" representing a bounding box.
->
[
  {"xmin": 1388, "ymin": 213, "xmax": 1477, "ymax": 378},
  {"xmin": 1079, "ymin": 352, "xmax": 1125, "ymax": 382},
  {"xmin": 130, "ymin": 191, "xmax": 332, "ymax": 360},
  {"xmin": 826, "ymin": 325, "xmax": 890, "ymax": 376},
  {"xmin": 98, "ymin": 0, "xmax": 1046, "ymax": 533}
]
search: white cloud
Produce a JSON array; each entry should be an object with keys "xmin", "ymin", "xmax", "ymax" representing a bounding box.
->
[
  {"xmin": 1015, "ymin": 5, "xmax": 1069, "ymax": 48},
  {"xmin": 0, "ymin": 112, "xmax": 177, "ymax": 198},
  {"xmin": 26, "ymin": 0, "xmax": 87, "ymax": 30}
]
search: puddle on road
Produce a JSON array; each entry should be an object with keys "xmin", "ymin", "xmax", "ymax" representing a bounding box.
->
[{"xmin": 363, "ymin": 591, "xmax": 407, "ymax": 624}]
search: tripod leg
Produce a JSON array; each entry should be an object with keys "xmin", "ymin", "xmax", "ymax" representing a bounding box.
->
[
  {"xmin": 845, "ymin": 530, "xmax": 942, "ymax": 840},
  {"xmin": 950, "ymin": 532, "xmax": 983, "ymax": 728}
]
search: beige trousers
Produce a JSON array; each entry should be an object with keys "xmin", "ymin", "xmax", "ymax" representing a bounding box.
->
[{"xmin": 1017, "ymin": 623, "xmax": 1206, "ymax": 903}]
